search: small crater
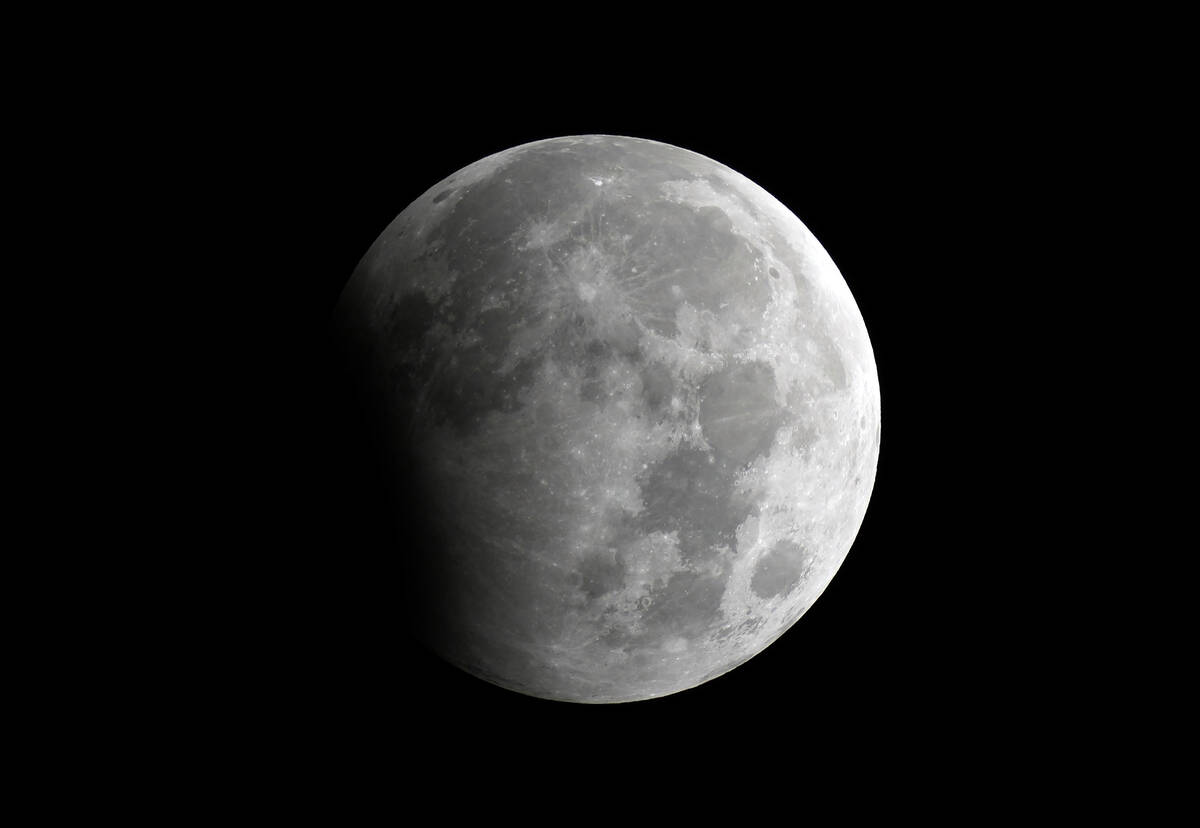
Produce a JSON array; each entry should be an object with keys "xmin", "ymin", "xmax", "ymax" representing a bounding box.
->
[{"xmin": 769, "ymin": 267, "xmax": 780, "ymax": 279}]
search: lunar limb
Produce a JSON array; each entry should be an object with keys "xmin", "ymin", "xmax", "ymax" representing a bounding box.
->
[{"xmin": 337, "ymin": 136, "xmax": 880, "ymax": 702}]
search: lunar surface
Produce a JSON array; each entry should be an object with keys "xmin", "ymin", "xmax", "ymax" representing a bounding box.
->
[{"xmin": 336, "ymin": 135, "xmax": 880, "ymax": 703}]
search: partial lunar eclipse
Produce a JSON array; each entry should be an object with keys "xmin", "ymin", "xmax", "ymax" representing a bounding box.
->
[{"xmin": 336, "ymin": 135, "xmax": 880, "ymax": 702}]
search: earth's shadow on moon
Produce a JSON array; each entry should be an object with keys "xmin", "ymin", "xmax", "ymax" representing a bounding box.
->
[
  {"xmin": 324, "ymin": 325, "xmax": 764, "ymax": 712},
  {"xmin": 321, "ymin": 136, "xmax": 884, "ymax": 706},
  {"xmin": 325, "ymin": 322, "xmax": 872, "ymax": 718}
]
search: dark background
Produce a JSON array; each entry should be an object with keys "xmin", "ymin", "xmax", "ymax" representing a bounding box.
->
[
  {"xmin": 24, "ymin": 12, "xmax": 1130, "ymax": 806},
  {"xmin": 224, "ymin": 71, "xmax": 1049, "ymax": 776}
]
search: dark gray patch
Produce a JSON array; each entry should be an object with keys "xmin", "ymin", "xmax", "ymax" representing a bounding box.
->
[
  {"xmin": 545, "ymin": 311, "xmax": 592, "ymax": 362},
  {"xmin": 639, "ymin": 361, "xmax": 676, "ymax": 415},
  {"xmin": 432, "ymin": 188, "xmax": 456, "ymax": 204},
  {"xmin": 579, "ymin": 348, "xmax": 639, "ymax": 407},
  {"xmin": 800, "ymin": 328, "xmax": 848, "ymax": 390},
  {"xmin": 769, "ymin": 267, "xmax": 780, "ymax": 279},
  {"xmin": 425, "ymin": 350, "xmax": 539, "ymax": 434},
  {"xmin": 632, "ymin": 446, "xmax": 752, "ymax": 564},
  {"xmin": 629, "ymin": 200, "xmax": 738, "ymax": 275},
  {"xmin": 598, "ymin": 625, "xmax": 635, "ymax": 652},
  {"xmin": 713, "ymin": 614, "xmax": 764, "ymax": 644},
  {"xmin": 380, "ymin": 290, "xmax": 435, "ymax": 354},
  {"xmin": 424, "ymin": 157, "xmax": 571, "ymax": 274},
  {"xmin": 630, "ymin": 201, "xmax": 767, "ymax": 331},
  {"xmin": 537, "ymin": 430, "xmax": 565, "ymax": 453},
  {"xmin": 703, "ymin": 173, "xmax": 762, "ymax": 222},
  {"xmin": 699, "ymin": 361, "xmax": 784, "ymax": 468},
  {"xmin": 579, "ymin": 355, "xmax": 607, "ymax": 403},
  {"xmin": 578, "ymin": 550, "xmax": 626, "ymax": 600},
  {"xmin": 696, "ymin": 204, "xmax": 734, "ymax": 236},
  {"xmin": 612, "ymin": 200, "xmax": 743, "ymax": 337},
  {"xmin": 822, "ymin": 339, "xmax": 848, "ymax": 389},
  {"xmin": 580, "ymin": 377, "xmax": 604, "ymax": 403},
  {"xmin": 750, "ymin": 540, "xmax": 812, "ymax": 599},
  {"xmin": 642, "ymin": 568, "xmax": 727, "ymax": 639},
  {"xmin": 581, "ymin": 339, "xmax": 611, "ymax": 403}
]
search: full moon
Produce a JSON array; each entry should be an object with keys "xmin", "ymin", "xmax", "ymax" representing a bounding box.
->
[{"xmin": 336, "ymin": 135, "xmax": 880, "ymax": 703}]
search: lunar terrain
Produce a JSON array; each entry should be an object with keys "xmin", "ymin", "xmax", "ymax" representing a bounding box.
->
[{"xmin": 336, "ymin": 135, "xmax": 879, "ymax": 702}]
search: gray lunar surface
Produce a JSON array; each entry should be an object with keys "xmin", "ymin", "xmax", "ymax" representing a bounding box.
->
[{"xmin": 337, "ymin": 135, "xmax": 880, "ymax": 702}]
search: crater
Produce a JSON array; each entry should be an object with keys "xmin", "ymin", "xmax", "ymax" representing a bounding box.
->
[{"xmin": 432, "ymin": 188, "xmax": 456, "ymax": 204}]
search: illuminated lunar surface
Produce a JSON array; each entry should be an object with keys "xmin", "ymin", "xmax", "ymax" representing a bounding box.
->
[{"xmin": 336, "ymin": 135, "xmax": 880, "ymax": 703}]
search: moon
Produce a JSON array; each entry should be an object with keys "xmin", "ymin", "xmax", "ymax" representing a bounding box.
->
[{"xmin": 335, "ymin": 135, "xmax": 880, "ymax": 703}]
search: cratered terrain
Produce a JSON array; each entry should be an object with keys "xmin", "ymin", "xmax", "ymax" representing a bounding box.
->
[{"xmin": 335, "ymin": 135, "xmax": 880, "ymax": 703}]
